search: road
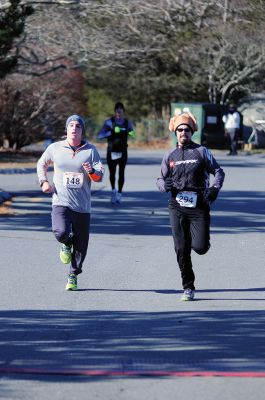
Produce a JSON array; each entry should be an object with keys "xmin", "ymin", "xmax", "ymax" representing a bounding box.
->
[{"xmin": 0, "ymin": 149, "xmax": 265, "ymax": 399}]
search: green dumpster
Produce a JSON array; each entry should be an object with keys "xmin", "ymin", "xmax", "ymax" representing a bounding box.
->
[{"xmin": 170, "ymin": 102, "xmax": 229, "ymax": 148}]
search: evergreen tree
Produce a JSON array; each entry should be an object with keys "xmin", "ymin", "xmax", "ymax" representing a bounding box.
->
[{"xmin": 0, "ymin": 0, "xmax": 33, "ymax": 78}]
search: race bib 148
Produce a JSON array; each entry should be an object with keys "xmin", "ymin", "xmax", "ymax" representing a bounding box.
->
[{"xmin": 63, "ymin": 172, "xmax": 84, "ymax": 189}]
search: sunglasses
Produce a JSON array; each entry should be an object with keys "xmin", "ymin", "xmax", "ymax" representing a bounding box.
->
[{"xmin": 176, "ymin": 128, "xmax": 191, "ymax": 133}]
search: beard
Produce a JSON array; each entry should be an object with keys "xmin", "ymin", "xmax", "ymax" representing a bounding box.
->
[{"xmin": 179, "ymin": 136, "xmax": 191, "ymax": 145}]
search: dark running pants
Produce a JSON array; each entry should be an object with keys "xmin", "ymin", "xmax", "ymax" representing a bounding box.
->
[
  {"xmin": 227, "ymin": 128, "xmax": 238, "ymax": 154},
  {"xmin": 107, "ymin": 150, "xmax": 128, "ymax": 192},
  {"xmin": 168, "ymin": 200, "xmax": 210, "ymax": 290},
  {"xmin": 52, "ymin": 205, "xmax": 90, "ymax": 275}
]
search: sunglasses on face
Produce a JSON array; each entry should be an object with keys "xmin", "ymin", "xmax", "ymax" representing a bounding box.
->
[{"xmin": 176, "ymin": 128, "xmax": 191, "ymax": 133}]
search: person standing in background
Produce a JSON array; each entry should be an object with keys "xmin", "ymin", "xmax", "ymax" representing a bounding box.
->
[
  {"xmin": 97, "ymin": 102, "xmax": 135, "ymax": 204},
  {"xmin": 222, "ymin": 103, "xmax": 241, "ymax": 155}
]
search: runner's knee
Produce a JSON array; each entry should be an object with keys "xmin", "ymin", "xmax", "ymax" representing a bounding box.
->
[
  {"xmin": 193, "ymin": 242, "xmax": 210, "ymax": 255},
  {"xmin": 53, "ymin": 228, "xmax": 70, "ymax": 243}
]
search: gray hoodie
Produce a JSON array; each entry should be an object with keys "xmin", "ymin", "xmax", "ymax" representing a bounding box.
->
[{"xmin": 37, "ymin": 140, "xmax": 104, "ymax": 213}]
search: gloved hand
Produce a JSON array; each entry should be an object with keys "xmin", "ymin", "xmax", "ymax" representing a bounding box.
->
[
  {"xmin": 204, "ymin": 186, "xmax": 219, "ymax": 203},
  {"xmin": 114, "ymin": 126, "xmax": 121, "ymax": 133},
  {"xmin": 164, "ymin": 177, "xmax": 173, "ymax": 192},
  {"xmin": 128, "ymin": 130, "xmax": 136, "ymax": 138}
]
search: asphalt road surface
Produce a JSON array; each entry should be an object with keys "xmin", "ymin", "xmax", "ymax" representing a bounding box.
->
[{"xmin": 0, "ymin": 149, "xmax": 265, "ymax": 399}]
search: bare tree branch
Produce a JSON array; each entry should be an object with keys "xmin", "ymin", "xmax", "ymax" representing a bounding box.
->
[
  {"xmin": 2, "ymin": 0, "xmax": 265, "ymax": 106},
  {"xmin": 0, "ymin": 1, "xmax": 79, "ymax": 10}
]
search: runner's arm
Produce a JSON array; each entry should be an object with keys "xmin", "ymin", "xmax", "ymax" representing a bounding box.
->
[
  {"xmin": 97, "ymin": 119, "xmax": 113, "ymax": 139},
  {"xmin": 84, "ymin": 148, "xmax": 104, "ymax": 182},
  {"xmin": 202, "ymin": 147, "xmax": 225, "ymax": 189},
  {"xmin": 127, "ymin": 119, "xmax": 136, "ymax": 138},
  {"xmin": 37, "ymin": 147, "xmax": 54, "ymax": 193},
  {"xmin": 37, "ymin": 146, "xmax": 54, "ymax": 185},
  {"xmin": 156, "ymin": 151, "xmax": 171, "ymax": 192}
]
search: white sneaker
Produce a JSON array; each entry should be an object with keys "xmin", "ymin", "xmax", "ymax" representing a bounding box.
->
[
  {"xmin": 111, "ymin": 189, "xmax": 117, "ymax": 203},
  {"xmin": 181, "ymin": 289, "xmax": 195, "ymax": 301},
  {"xmin": 116, "ymin": 192, "xmax": 122, "ymax": 203}
]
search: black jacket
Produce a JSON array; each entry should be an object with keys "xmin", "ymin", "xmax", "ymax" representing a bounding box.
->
[{"xmin": 157, "ymin": 142, "xmax": 225, "ymax": 195}]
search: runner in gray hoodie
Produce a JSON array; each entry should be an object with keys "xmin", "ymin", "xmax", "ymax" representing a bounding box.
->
[{"xmin": 37, "ymin": 114, "xmax": 104, "ymax": 290}]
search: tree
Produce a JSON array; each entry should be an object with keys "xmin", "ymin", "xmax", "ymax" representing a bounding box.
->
[
  {"xmin": 2, "ymin": 0, "xmax": 265, "ymax": 120},
  {"xmin": 68, "ymin": 0, "xmax": 265, "ymax": 106},
  {"xmin": 194, "ymin": 0, "xmax": 265, "ymax": 104},
  {"xmin": 0, "ymin": 0, "xmax": 33, "ymax": 78},
  {"xmin": 0, "ymin": 65, "xmax": 86, "ymax": 149},
  {"xmin": 11, "ymin": 1, "xmax": 216, "ymax": 107}
]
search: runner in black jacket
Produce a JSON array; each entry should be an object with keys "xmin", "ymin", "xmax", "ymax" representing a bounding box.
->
[
  {"xmin": 157, "ymin": 111, "xmax": 225, "ymax": 301},
  {"xmin": 98, "ymin": 102, "xmax": 135, "ymax": 204}
]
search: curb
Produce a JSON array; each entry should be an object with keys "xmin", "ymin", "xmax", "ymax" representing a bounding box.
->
[
  {"xmin": 0, "ymin": 168, "xmax": 29, "ymax": 205},
  {"xmin": 0, "ymin": 167, "xmax": 36, "ymax": 174},
  {"xmin": 0, "ymin": 166, "xmax": 36, "ymax": 205},
  {"xmin": 0, "ymin": 189, "xmax": 12, "ymax": 205}
]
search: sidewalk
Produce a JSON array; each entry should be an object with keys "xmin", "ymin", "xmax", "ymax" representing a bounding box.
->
[
  {"xmin": 0, "ymin": 167, "xmax": 38, "ymax": 203},
  {"xmin": 0, "ymin": 167, "xmax": 34, "ymax": 205},
  {"xmin": 0, "ymin": 149, "xmax": 39, "ymax": 205},
  {"xmin": 0, "ymin": 150, "xmax": 39, "ymax": 205}
]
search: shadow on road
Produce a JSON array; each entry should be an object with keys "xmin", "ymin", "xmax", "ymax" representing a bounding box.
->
[
  {"xmin": 219, "ymin": 156, "xmax": 265, "ymax": 169},
  {"xmin": 1, "ymin": 188, "xmax": 265, "ymax": 235},
  {"xmin": 1, "ymin": 307, "xmax": 265, "ymax": 386},
  {"xmin": 211, "ymin": 190, "xmax": 265, "ymax": 233}
]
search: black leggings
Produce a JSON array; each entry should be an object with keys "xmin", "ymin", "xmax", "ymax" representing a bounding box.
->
[
  {"xmin": 107, "ymin": 151, "xmax": 128, "ymax": 192},
  {"xmin": 168, "ymin": 200, "xmax": 210, "ymax": 290}
]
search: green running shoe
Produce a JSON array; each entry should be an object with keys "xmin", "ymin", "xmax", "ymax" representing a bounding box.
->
[
  {"xmin": 65, "ymin": 274, "xmax": 77, "ymax": 291},
  {"xmin": 60, "ymin": 244, "xmax": 72, "ymax": 264},
  {"xmin": 181, "ymin": 289, "xmax": 195, "ymax": 301}
]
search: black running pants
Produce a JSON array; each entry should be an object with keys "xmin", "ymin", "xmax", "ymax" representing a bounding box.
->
[{"xmin": 107, "ymin": 150, "xmax": 128, "ymax": 192}]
